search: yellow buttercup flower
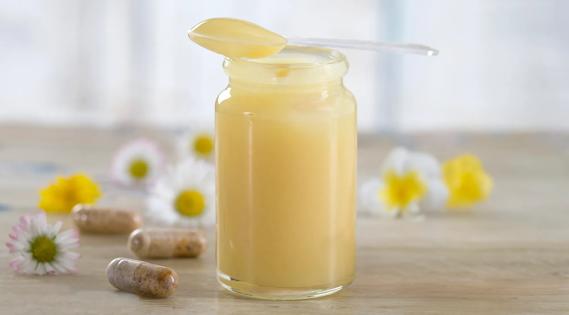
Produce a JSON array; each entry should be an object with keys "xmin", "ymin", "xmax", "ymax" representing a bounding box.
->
[
  {"xmin": 38, "ymin": 173, "xmax": 101, "ymax": 214},
  {"xmin": 443, "ymin": 154, "xmax": 493, "ymax": 208},
  {"xmin": 379, "ymin": 170, "xmax": 426, "ymax": 212}
]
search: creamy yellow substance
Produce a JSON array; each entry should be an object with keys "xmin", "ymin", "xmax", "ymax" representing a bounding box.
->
[
  {"xmin": 216, "ymin": 81, "xmax": 356, "ymax": 289},
  {"xmin": 189, "ymin": 18, "xmax": 356, "ymax": 295},
  {"xmin": 188, "ymin": 18, "xmax": 287, "ymax": 58}
]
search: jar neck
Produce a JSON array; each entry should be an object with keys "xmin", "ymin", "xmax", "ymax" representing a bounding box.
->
[
  {"xmin": 228, "ymin": 78, "xmax": 345, "ymax": 95},
  {"xmin": 223, "ymin": 46, "xmax": 348, "ymax": 93},
  {"xmin": 225, "ymin": 78, "xmax": 346, "ymax": 105}
]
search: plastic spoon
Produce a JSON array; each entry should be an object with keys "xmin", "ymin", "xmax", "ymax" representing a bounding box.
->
[
  {"xmin": 287, "ymin": 37, "xmax": 438, "ymax": 56},
  {"xmin": 188, "ymin": 18, "xmax": 438, "ymax": 58}
]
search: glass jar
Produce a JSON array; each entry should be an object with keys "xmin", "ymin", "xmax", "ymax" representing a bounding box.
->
[{"xmin": 215, "ymin": 46, "xmax": 356, "ymax": 300}]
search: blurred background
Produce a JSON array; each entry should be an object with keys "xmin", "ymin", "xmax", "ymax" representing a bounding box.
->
[{"xmin": 1, "ymin": 0, "xmax": 568, "ymax": 133}]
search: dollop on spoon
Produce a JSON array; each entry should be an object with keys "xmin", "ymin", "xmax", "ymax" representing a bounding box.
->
[{"xmin": 187, "ymin": 18, "xmax": 287, "ymax": 59}]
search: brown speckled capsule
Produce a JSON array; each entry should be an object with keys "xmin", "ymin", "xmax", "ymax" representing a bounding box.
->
[
  {"xmin": 128, "ymin": 228, "xmax": 206, "ymax": 259},
  {"xmin": 106, "ymin": 257, "xmax": 178, "ymax": 298},
  {"xmin": 72, "ymin": 205, "xmax": 142, "ymax": 234}
]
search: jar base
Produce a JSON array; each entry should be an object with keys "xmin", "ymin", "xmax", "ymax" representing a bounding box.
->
[{"xmin": 217, "ymin": 271, "xmax": 346, "ymax": 300}]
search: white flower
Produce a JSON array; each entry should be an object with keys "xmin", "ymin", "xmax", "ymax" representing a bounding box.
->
[
  {"xmin": 359, "ymin": 147, "xmax": 448, "ymax": 218},
  {"xmin": 177, "ymin": 130, "xmax": 214, "ymax": 161},
  {"xmin": 146, "ymin": 158, "xmax": 215, "ymax": 227},
  {"xmin": 5, "ymin": 213, "xmax": 80, "ymax": 275},
  {"xmin": 111, "ymin": 138, "xmax": 164, "ymax": 186}
]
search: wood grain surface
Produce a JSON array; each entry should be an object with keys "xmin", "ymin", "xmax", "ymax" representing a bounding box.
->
[{"xmin": 0, "ymin": 126, "xmax": 568, "ymax": 314}]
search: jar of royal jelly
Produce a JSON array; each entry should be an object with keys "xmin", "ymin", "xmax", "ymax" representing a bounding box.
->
[{"xmin": 216, "ymin": 45, "xmax": 356, "ymax": 300}]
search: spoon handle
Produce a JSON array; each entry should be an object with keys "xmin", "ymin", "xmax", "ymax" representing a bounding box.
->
[{"xmin": 287, "ymin": 37, "xmax": 438, "ymax": 56}]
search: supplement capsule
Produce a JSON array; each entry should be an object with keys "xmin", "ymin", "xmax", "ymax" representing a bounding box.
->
[
  {"xmin": 72, "ymin": 205, "xmax": 142, "ymax": 234},
  {"xmin": 128, "ymin": 228, "xmax": 207, "ymax": 259},
  {"xmin": 106, "ymin": 257, "xmax": 178, "ymax": 298}
]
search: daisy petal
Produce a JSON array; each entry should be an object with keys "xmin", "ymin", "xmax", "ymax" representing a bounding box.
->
[
  {"xmin": 6, "ymin": 213, "xmax": 79, "ymax": 275},
  {"xmin": 364, "ymin": 147, "xmax": 446, "ymax": 218},
  {"xmin": 111, "ymin": 138, "xmax": 165, "ymax": 186},
  {"xmin": 146, "ymin": 158, "xmax": 215, "ymax": 228}
]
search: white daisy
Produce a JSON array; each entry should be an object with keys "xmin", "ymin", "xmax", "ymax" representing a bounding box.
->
[
  {"xmin": 146, "ymin": 158, "xmax": 215, "ymax": 227},
  {"xmin": 359, "ymin": 147, "xmax": 448, "ymax": 218},
  {"xmin": 5, "ymin": 213, "xmax": 80, "ymax": 275},
  {"xmin": 177, "ymin": 130, "xmax": 214, "ymax": 161},
  {"xmin": 111, "ymin": 138, "xmax": 164, "ymax": 186}
]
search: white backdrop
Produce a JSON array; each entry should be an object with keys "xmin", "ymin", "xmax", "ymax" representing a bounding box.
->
[{"xmin": 0, "ymin": 0, "xmax": 568, "ymax": 132}]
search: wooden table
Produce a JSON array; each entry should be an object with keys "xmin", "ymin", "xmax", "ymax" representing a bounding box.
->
[{"xmin": 0, "ymin": 126, "xmax": 568, "ymax": 314}]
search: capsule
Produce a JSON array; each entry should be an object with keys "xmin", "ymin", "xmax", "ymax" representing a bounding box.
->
[
  {"xmin": 106, "ymin": 257, "xmax": 178, "ymax": 298},
  {"xmin": 72, "ymin": 205, "xmax": 142, "ymax": 234},
  {"xmin": 128, "ymin": 228, "xmax": 207, "ymax": 259}
]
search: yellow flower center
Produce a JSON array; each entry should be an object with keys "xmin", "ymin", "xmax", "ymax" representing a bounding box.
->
[
  {"xmin": 38, "ymin": 173, "xmax": 102, "ymax": 214},
  {"xmin": 174, "ymin": 189, "xmax": 206, "ymax": 217},
  {"xmin": 128, "ymin": 159, "xmax": 150, "ymax": 180},
  {"xmin": 192, "ymin": 134, "xmax": 214, "ymax": 157},
  {"xmin": 29, "ymin": 235, "xmax": 57, "ymax": 263},
  {"xmin": 379, "ymin": 170, "xmax": 426, "ymax": 211},
  {"xmin": 443, "ymin": 154, "xmax": 493, "ymax": 208}
]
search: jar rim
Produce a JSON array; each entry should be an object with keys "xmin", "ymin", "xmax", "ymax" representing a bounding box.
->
[
  {"xmin": 231, "ymin": 45, "xmax": 346, "ymax": 68},
  {"xmin": 223, "ymin": 45, "xmax": 348, "ymax": 85}
]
